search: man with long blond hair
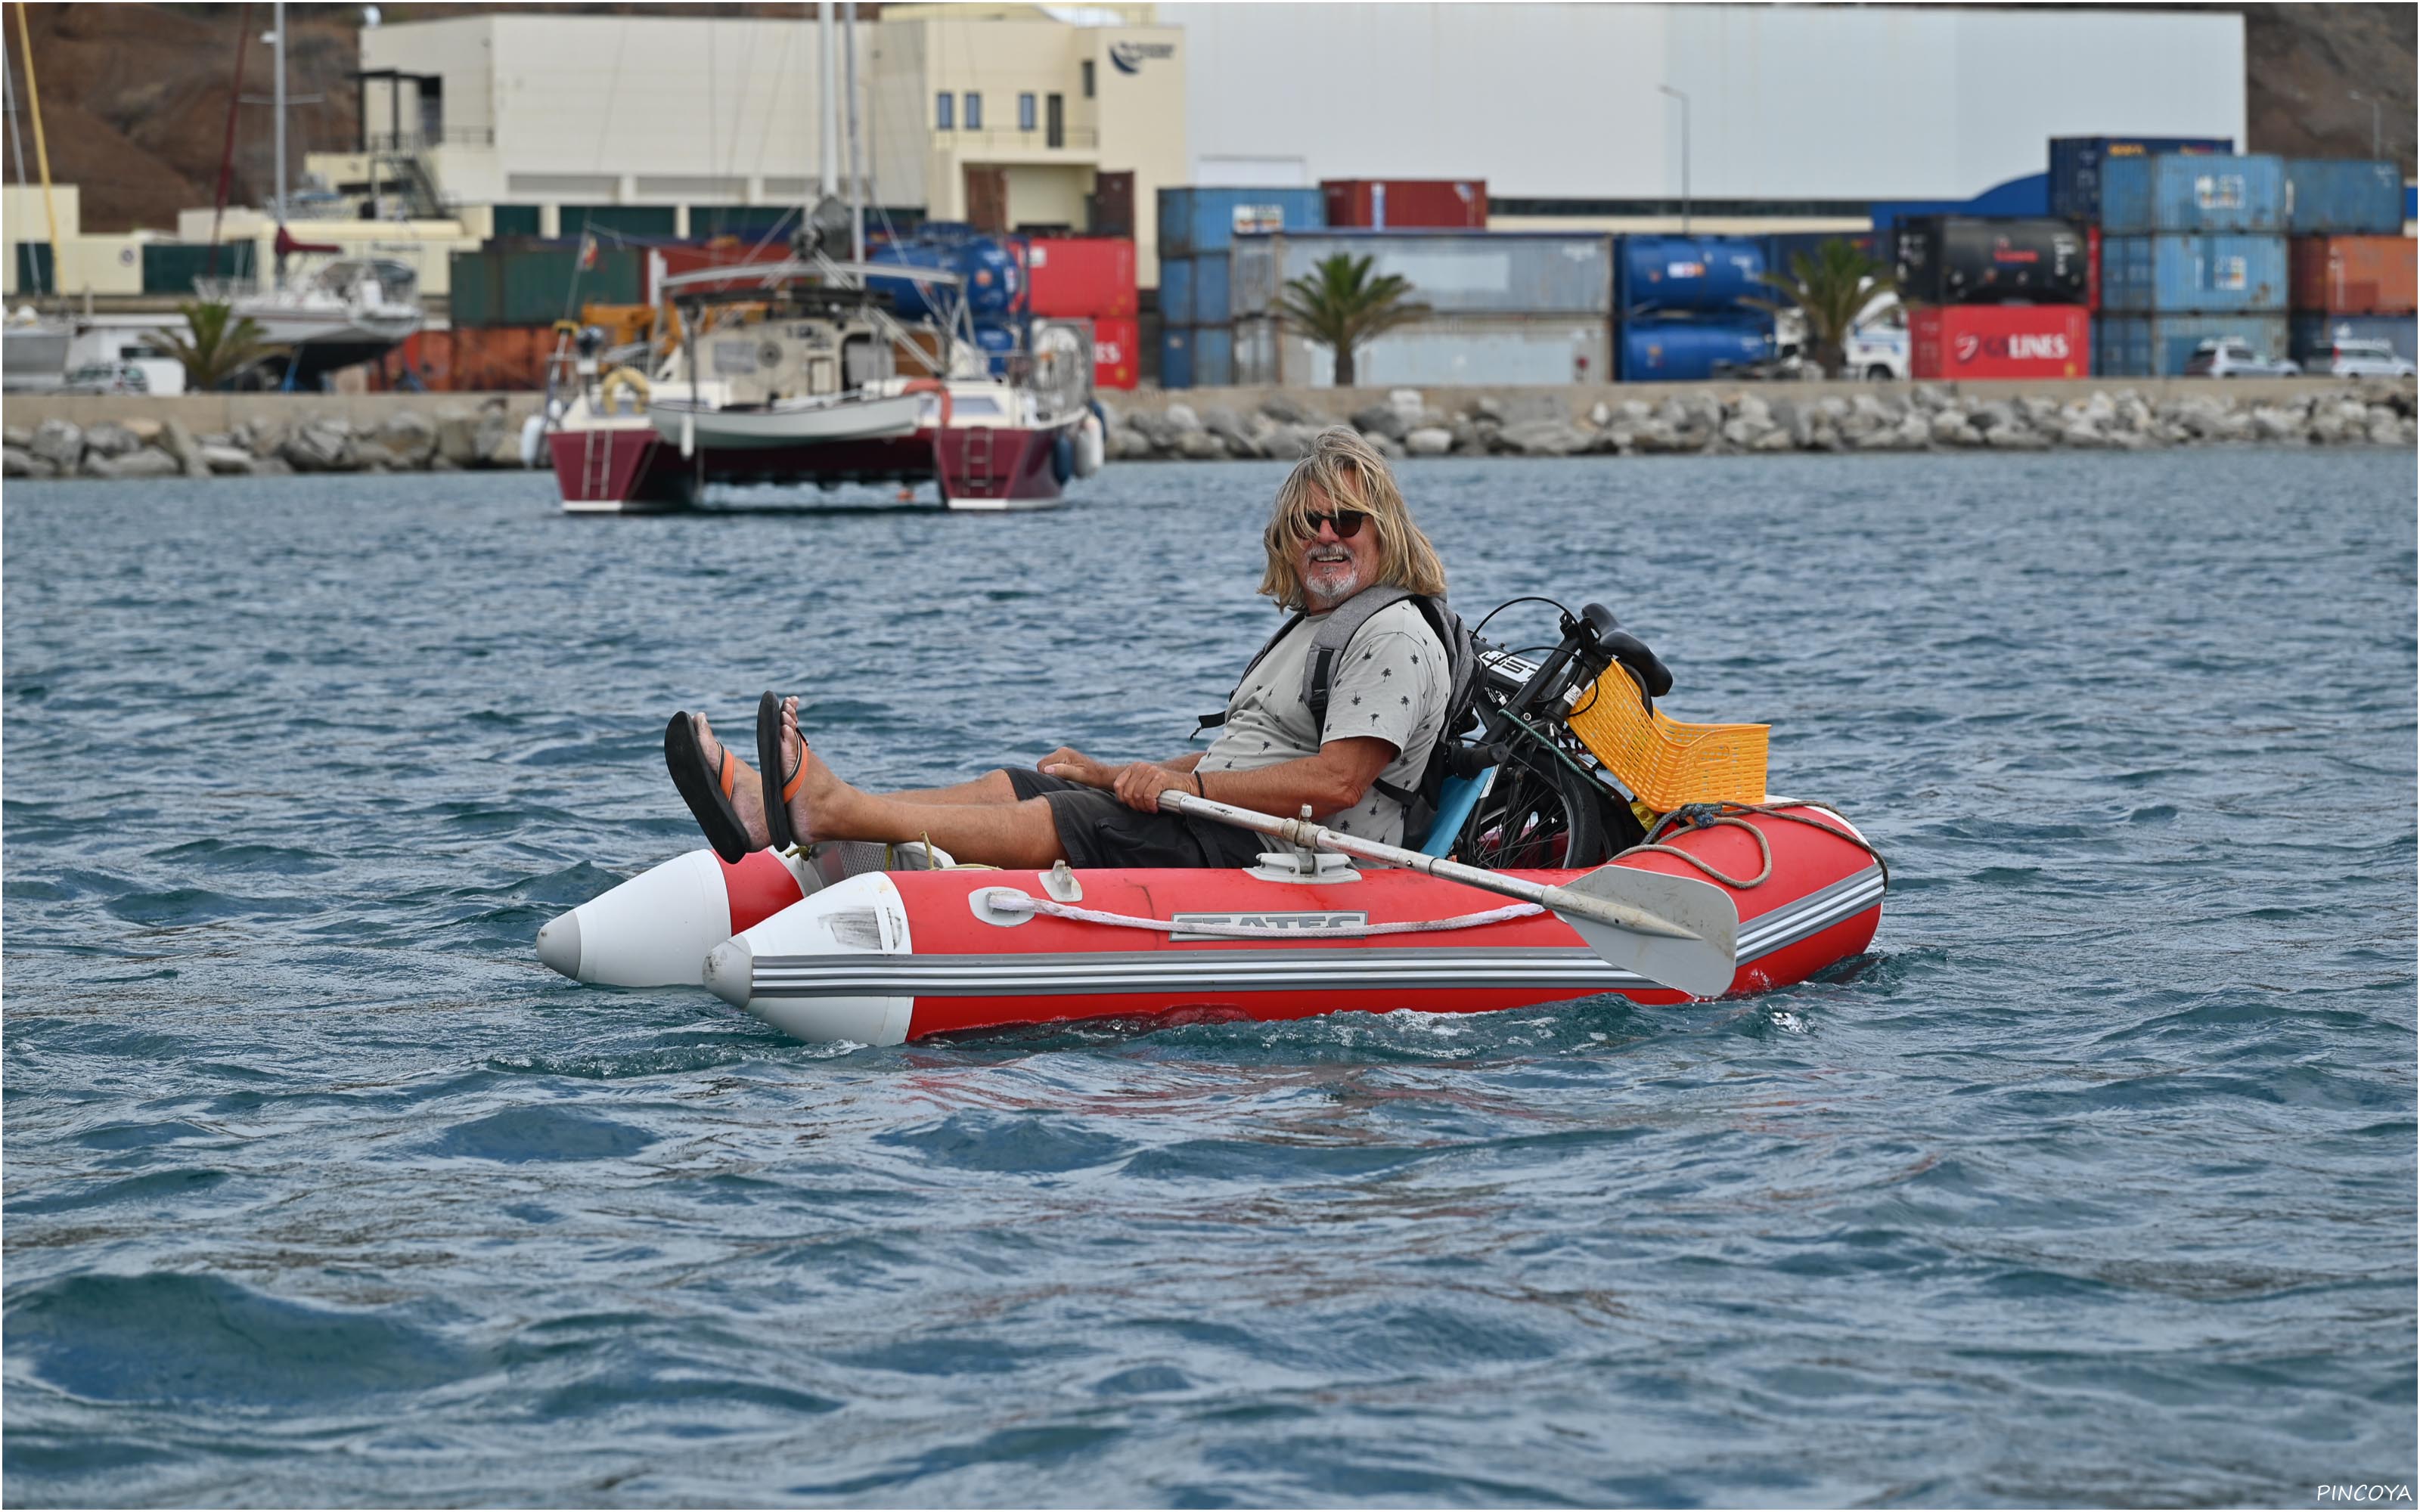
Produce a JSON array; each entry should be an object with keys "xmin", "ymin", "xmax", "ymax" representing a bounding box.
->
[{"xmin": 665, "ymin": 428, "xmax": 1457, "ymax": 870}]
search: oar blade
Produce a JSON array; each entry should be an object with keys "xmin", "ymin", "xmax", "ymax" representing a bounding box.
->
[{"xmin": 1553, "ymin": 865, "xmax": 1740, "ymax": 999}]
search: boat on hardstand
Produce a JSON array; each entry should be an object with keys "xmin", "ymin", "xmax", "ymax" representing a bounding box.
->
[
  {"xmin": 533, "ymin": 799, "xmax": 1884, "ymax": 1047},
  {"xmin": 544, "ymin": 257, "xmax": 1104, "ymax": 514}
]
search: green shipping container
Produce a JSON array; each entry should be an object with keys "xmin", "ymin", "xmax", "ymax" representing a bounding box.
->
[
  {"xmin": 561, "ymin": 205, "xmax": 677, "ymax": 239},
  {"xmin": 141, "ymin": 242, "xmax": 258, "ymax": 295},
  {"xmin": 687, "ymin": 206, "xmax": 792, "ymax": 241},
  {"xmin": 14, "ymin": 242, "xmax": 53, "ymax": 294},
  {"xmin": 490, "ymin": 204, "xmax": 542, "ymax": 237},
  {"xmin": 451, "ymin": 246, "xmax": 642, "ymax": 327}
]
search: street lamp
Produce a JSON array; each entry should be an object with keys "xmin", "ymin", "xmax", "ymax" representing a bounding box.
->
[
  {"xmin": 1658, "ymin": 84, "xmax": 1691, "ymax": 236},
  {"xmin": 2349, "ymin": 90, "xmax": 2381, "ymax": 160}
]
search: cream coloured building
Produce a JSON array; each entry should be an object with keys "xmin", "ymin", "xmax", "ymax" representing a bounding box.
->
[{"xmin": 337, "ymin": 6, "xmax": 1187, "ymax": 277}]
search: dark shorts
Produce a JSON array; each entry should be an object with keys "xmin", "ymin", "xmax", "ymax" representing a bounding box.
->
[{"xmin": 1005, "ymin": 769, "xmax": 1267, "ymax": 870}]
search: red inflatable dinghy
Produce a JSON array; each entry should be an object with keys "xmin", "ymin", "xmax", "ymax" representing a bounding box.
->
[{"xmin": 529, "ymin": 801, "xmax": 1884, "ymax": 1046}]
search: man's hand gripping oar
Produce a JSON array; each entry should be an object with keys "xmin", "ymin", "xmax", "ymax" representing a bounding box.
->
[{"xmin": 1157, "ymin": 790, "xmax": 1739, "ymax": 998}]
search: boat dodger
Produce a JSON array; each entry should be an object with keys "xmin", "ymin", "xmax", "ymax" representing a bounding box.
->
[{"xmin": 703, "ymin": 872, "xmax": 918, "ymax": 1046}]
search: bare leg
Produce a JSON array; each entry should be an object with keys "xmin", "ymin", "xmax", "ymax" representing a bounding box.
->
[
  {"xmin": 687, "ymin": 714, "xmax": 774, "ymax": 850},
  {"xmin": 886, "ymin": 770, "xmax": 1025, "ymax": 806},
  {"xmin": 775, "ymin": 699, "xmax": 1069, "ymax": 868}
]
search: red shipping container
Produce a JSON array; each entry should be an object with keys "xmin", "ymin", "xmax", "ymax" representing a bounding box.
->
[
  {"xmin": 647, "ymin": 240, "xmax": 796, "ymax": 302},
  {"xmin": 1910, "ymin": 305, "xmax": 2090, "ymax": 380},
  {"xmin": 1091, "ymin": 315, "xmax": 1138, "ymax": 389},
  {"xmin": 2288, "ymin": 235, "xmax": 2416, "ymax": 315},
  {"xmin": 1024, "ymin": 237, "xmax": 1137, "ymax": 320},
  {"xmin": 1320, "ymin": 178, "xmax": 1488, "ymax": 230}
]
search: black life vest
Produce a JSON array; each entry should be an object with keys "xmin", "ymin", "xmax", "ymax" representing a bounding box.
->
[{"xmin": 1195, "ymin": 585, "xmax": 1480, "ymax": 844}]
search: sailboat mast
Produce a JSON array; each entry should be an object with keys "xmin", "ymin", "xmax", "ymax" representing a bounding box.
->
[
  {"xmin": 844, "ymin": 0, "xmax": 863, "ymax": 263},
  {"xmin": 2, "ymin": 11, "xmax": 27, "ymax": 187},
  {"xmin": 272, "ymin": 0, "xmax": 287, "ymax": 290},
  {"xmin": 12, "ymin": 2, "xmax": 60, "ymax": 285},
  {"xmin": 816, "ymin": 0, "xmax": 836, "ymax": 202}
]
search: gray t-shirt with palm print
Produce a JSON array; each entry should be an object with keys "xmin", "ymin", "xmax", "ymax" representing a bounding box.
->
[{"xmin": 1199, "ymin": 599, "xmax": 1450, "ymax": 846}]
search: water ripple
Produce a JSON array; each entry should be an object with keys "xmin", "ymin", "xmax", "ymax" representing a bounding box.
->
[{"xmin": 4, "ymin": 454, "xmax": 2413, "ymax": 1504}]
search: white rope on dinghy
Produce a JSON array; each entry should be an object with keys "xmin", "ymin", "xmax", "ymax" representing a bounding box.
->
[{"xmin": 979, "ymin": 890, "xmax": 1546, "ymax": 939}]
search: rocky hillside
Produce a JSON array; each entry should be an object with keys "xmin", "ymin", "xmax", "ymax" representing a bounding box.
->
[{"xmin": 5, "ymin": 2, "xmax": 2412, "ymax": 234}]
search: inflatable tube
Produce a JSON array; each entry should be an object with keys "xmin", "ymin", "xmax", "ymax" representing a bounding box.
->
[
  {"xmin": 536, "ymin": 847, "xmax": 810, "ymax": 987},
  {"xmin": 541, "ymin": 805, "xmax": 1885, "ymax": 1045}
]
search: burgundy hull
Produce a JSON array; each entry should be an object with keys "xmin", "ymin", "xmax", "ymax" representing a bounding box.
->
[{"xmin": 551, "ymin": 421, "xmax": 1072, "ymax": 511}]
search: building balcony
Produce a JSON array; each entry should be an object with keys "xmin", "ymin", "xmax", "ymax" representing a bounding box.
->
[
  {"xmin": 934, "ymin": 125, "xmax": 1099, "ymax": 154},
  {"xmin": 363, "ymin": 126, "xmax": 498, "ymax": 153}
]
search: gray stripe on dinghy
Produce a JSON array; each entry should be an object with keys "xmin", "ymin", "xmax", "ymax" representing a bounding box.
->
[{"xmin": 746, "ymin": 864, "xmax": 1886, "ymax": 999}]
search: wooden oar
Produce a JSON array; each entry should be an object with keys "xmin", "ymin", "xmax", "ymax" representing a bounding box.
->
[{"xmin": 1158, "ymin": 789, "xmax": 1740, "ymax": 998}]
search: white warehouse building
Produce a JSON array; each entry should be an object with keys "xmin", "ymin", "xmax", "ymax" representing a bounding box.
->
[
  {"xmin": 325, "ymin": 3, "xmax": 2246, "ymax": 282},
  {"xmin": 1168, "ymin": 4, "xmax": 2246, "ymax": 222}
]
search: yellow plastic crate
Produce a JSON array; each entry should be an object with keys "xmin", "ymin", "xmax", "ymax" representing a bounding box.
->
[{"xmin": 1566, "ymin": 664, "xmax": 1769, "ymax": 811}]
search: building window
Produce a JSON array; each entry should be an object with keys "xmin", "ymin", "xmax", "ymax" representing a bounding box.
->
[
  {"xmin": 963, "ymin": 91, "xmax": 982, "ymax": 129},
  {"xmin": 1081, "ymin": 60, "xmax": 1094, "ymax": 98},
  {"xmin": 1019, "ymin": 92, "xmax": 1036, "ymax": 132},
  {"xmin": 935, "ymin": 91, "xmax": 954, "ymax": 129}
]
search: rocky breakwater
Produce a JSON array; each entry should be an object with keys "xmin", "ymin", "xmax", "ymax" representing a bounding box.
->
[
  {"xmin": 2, "ymin": 402, "xmax": 538, "ymax": 481},
  {"xmin": 1103, "ymin": 385, "xmax": 2418, "ymax": 462}
]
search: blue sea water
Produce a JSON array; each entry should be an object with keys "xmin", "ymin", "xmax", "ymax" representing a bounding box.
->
[{"xmin": 4, "ymin": 449, "xmax": 2414, "ymax": 1507}]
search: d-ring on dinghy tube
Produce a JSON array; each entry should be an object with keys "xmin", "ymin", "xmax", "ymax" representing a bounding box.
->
[{"xmin": 538, "ymin": 798, "xmax": 1885, "ymax": 1047}]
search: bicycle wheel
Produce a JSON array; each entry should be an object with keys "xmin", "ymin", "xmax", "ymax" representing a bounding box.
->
[{"xmin": 1455, "ymin": 752, "xmax": 1613, "ymax": 870}]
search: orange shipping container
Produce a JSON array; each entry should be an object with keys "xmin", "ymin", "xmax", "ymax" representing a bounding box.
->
[
  {"xmin": 2288, "ymin": 235, "xmax": 2416, "ymax": 316},
  {"xmin": 379, "ymin": 330, "xmax": 454, "ymax": 392},
  {"xmin": 450, "ymin": 325, "xmax": 554, "ymax": 391}
]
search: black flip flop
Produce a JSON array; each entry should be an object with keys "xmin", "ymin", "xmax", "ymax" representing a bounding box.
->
[
  {"xmin": 756, "ymin": 690, "xmax": 808, "ymax": 852},
  {"xmin": 664, "ymin": 711, "xmax": 755, "ymax": 864}
]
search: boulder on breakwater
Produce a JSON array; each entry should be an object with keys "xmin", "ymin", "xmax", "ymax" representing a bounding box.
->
[
  {"xmin": 1094, "ymin": 383, "xmax": 2418, "ymax": 463},
  {"xmin": 1, "ymin": 401, "xmax": 539, "ymax": 481}
]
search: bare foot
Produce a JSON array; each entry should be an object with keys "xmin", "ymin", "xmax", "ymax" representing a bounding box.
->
[
  {"xmin": 776, "ymin": 695, "xmax": 852, "ymax": 844},
  {"xmin": 693, "ymin": 712, "xmax": 772, "ymax": 850}
]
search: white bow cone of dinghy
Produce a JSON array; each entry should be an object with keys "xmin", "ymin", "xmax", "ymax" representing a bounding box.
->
[
  {"xmin": 535, "ymin": 847, "xmax": 810, "ymax": 987},
  {"xmin": 703, "ymin": 872, "xmax": 918, "ymax": 1046}
]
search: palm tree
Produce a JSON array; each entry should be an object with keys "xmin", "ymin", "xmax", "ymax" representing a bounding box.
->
[
  {"xmin": 1743, "ymin": 240, "xmax": 1895, "ymax": 380},
  {"xmin": 1276, "ymin": 253, "xmax": 1429, "ymax": 389},
  {"xmin": 159, "ymin": 300, "xmax": 273, "ymax": 391}
]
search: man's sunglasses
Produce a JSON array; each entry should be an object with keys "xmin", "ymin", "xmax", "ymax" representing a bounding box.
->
[{"xmin": 1298, "ymin": 510, "xmax": 1370, "ymax": 540}]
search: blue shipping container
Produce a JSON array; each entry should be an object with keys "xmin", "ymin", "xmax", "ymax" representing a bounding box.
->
[
  {"xmin": 1159, "ymin": 257, "xmax": 1195, "ymax": 325},
  {"xmin": 2285, "ymin": 159, "xmax": 2406, "ymax": 235},
  {"xmin": 2287, "ymin": 313, "xmax": 2418, "ymax": 366},
  {"xmin": 2099, "ymin": 154, "xmax": 2286, "ymax": 234},
  {"xmin": 1193, "ymin": 253, "xmax": 1232, "ymax": 326},
  {"xmin": 1617, "ymin": 317, "xmax": 1772, "ymax": 383},
  {"xmin": 2093, "ymin": 313, "xmax": 2291, "ymax": 376},
  {"xmin": 2048, "ymin": 137, "xmax": 2234, "ymax": 222},
  {"xmin": 1618, "ymin": 236, "xmax": 1768, "ymax": 316},
  {"xmin": 1158, "ymin": 187, "xmax": 1326, "ymax": 259},
  {"xmin": 1228, "ymin": 230, "xmax": 1615, "ymax": 319},
  {"xmin": 1194, "ymin": 324, "xmax": 1234, "ymax": 387},
  {"xmin": 2098, "ymin": 234, "xmax": 2288, "ymax": 314},
  {"xmin": 1158, "ymin": 327, "xmax": 1194, "ymax": 390}
]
